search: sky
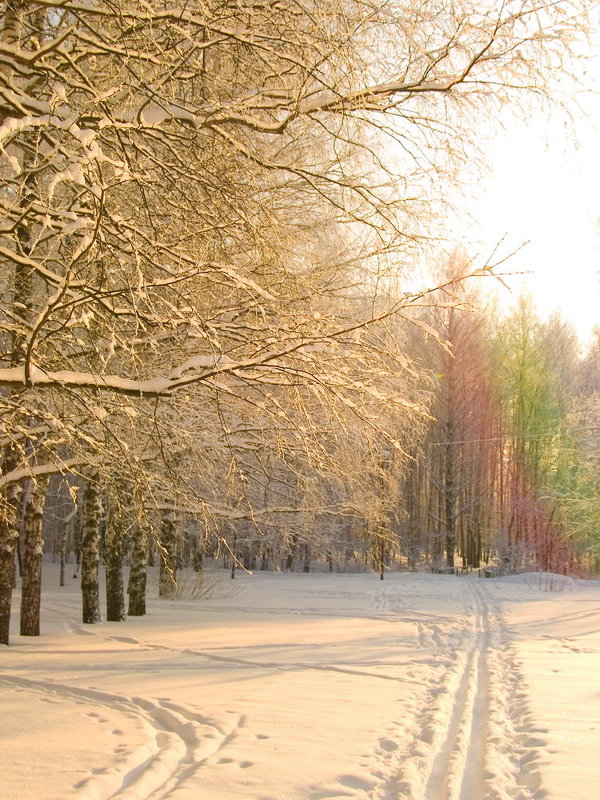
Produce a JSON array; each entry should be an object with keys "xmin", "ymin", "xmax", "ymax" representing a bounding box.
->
[{"xmin": 462, "ymin": 42, "xmax": 600, "ymax": 349}]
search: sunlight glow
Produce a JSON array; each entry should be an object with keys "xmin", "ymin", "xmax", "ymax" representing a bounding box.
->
[{"xmin": 463, "ymin": 46, "xmax": 600, "ymax": 348}]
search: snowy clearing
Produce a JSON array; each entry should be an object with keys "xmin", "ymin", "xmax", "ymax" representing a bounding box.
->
[{"xmin": 2, "ymin": 567, "xmax": 599, "ymax": 800}]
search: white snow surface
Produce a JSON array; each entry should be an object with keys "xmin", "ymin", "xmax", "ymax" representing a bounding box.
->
[{"xmin": 2, "ymin": 566, "xmax": 600, "ymax": 800}]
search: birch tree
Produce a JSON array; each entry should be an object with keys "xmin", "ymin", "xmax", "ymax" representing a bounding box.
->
[
  {"xmin": 19, "ymin": 475, "xmax": 46, "ymax": 635},
  {"xmin": 80, "ymin": 472, "xmax": 102, "ymax": 624}
]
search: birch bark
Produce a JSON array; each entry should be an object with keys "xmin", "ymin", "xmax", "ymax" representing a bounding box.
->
[
  {"xmin": 20, "ymin": 477, "xmax": 47, "ymax": 636},
  {"xmin": 159, "ymin": 511, "xmax": 177, "ymax": 598},
  {"xmin": 127, "ymin": 524, "xmax": 148, "ymax": 616},
  {"xmin": 81, "ymin": 475, "xmax": 102, "ymax": 624}
]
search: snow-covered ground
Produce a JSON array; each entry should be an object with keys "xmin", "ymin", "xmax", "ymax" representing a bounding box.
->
[{"xmin": 2, "ymin": 566, "xmax": 599, "ymax": 800}]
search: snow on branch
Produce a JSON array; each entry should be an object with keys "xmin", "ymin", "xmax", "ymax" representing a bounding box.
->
[
  {"xmin": 0, "ymin": 457, "xmax": 81, "ymax": 491},
  {"xmin": 151, "ymin": 503, "xmax": 359, "ymax": 520}
]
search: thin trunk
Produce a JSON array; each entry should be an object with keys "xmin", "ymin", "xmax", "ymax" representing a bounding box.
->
[
  {"xmin": 303, "ymin": 543, "xmax": 310, "ymax": 573},
  {"xmin": 59, "ymin": 537, "xmax": 66, "ymax": 586},
  {"xmin": 105, "ymin": 519, "xmax": 126, "ymax": 622},
  {"xmin": 127, "ymin": 525, "xmax": 148, "ymax": 616},
  {"xmin": 285, "ymin": 533, "xmax": 298, "ymax": 572},
  {"xmin": 192, "ymin": 541, "xmax": 203, "ymax": 572},
  {"xmin": 20, "ymin": 478, "xmax": 47, "ymax": 636},
  {"xmin": 260, "ymin": 547, "xmax": 270, "ymax": 571},
  {"xmin": 0, "ymin": 3, "xmax": 33, "ymax": 645},
  {"xmin": 81, "ymin": 475, "xmax": 102, "ymax": 624},
  {"xmin": 159, "ymin": 510, "xmax": 177, "ymax": 598},
  {"xmin": 16, "ymin": 536, "xmax": 23, "ymax": 580},
  {"xmin": 59, "ymin": 514, "xmax": 71, "ymax": 588},
  {"xmin": 147, "ymin": 536, "xmax": 155, "ymax": 567},
  {"xmin": 445, "ymin": 424, "xmax": 456, "ymax": 569},
  {"xmin": 0, "ymin": 469, "xmax": 21, "ymax": 645},
  {"xmin": 230, "ymin": 529, "xmax": 237, "ymax": 579},
  {"xmin": 73, "ymin": 499, "xmax": 83, "ymax": 577},
  {"xmin": 105, "ymin": 486, "xmax": 127, "ymax": 622},
  {"xmin": 243, "ymin": 542, "xmax": 256, "ymax": 571}
]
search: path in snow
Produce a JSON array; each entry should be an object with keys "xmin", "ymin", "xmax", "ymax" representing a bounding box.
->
[{"xmin": 373, "ymin": 579, "xmax": 550, "ymax": 800}]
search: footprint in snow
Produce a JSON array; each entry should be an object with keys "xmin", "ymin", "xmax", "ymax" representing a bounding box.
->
[
  {"xmin": 339, "ymin": 774, "xmax": 375, "ymax": 791},
  {"xmin": 86, "ymin": 712, "xmax": 107, "ymax": 722},
  {"xmin": 379, "ymin": 737, "xmax": 399, "ymax": 752}
]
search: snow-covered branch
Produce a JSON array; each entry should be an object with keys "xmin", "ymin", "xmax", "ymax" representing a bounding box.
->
[{"xmin": 0, "ymin": 458, "xmax": 82, "ymax": 491}]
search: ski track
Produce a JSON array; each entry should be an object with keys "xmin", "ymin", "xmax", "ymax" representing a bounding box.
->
[
  {"xmin": 0, "ymin": 672, "xmax": 245, "ymax": 800},
  {"xmin": 371, "ymin": 579, "xmax": 550, "ymax": 800}
]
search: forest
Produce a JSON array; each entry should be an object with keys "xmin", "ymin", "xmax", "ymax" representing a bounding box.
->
[{"xmin": 1, "ymin": 0, "xmax": 599, "ymax": 647}]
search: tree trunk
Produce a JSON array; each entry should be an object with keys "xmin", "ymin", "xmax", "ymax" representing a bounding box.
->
[
  {"xmin": 128, "ymin": 525, "xmax": 148, "ymax": 616},
  {"xmin": 0, "ymin": 468, "xmax": 21, "ymax": 646},
  {"xmin": 242, "ymin": 542, "xmax": 256, "ymax": 571},
  {"xmin": 104, "ymin": 494, "xmax": 126, "ymax": 622},
  {"xmin": 444, "ymin": 421, "xmax": 456, "ymax": 569},
  {"xmin": 159, "ymin": 510, "xmax": 177, "ymax": 598},
  {"xmin": 81, "ymin": 475, "xmax": 103, "ymax": 624},
  {"xmin": 285, "ymin": 533, "xmax": 298, "ymax": 572},
  {"xmin": 59, "ymin": 516, "xmax": 70, "ymax": 588},
  {"xmin": 73, "ymin": 501, "xmax": 82, "ymax": 577},
  {"xmin": 105, "ymin": 519, "xmax": 126, "ymax": 622},
  {"xmin": 0, "ymin": 9, "xmax": 37, "ymax": 644},
  {"xmin": 16, "ymin": 536, "xmax": 23, "ymax": 580},
  {"xmin": 230, "ymin": 529, "xmax": 237, "ymax": 579},
  {"xmin": 192, "ymin": 542, "xmax": 203, "ymax": 572},
  {"xmin": 302, "ymin": 543, "xmax": 310, "ymax": 573},
  {"xmin": 260, "ymin": 547, "xmax": 270, "ymax": 571},
  {"xmin": 20, "ymin": 478, "xmax": 47, "ymax": 636}
]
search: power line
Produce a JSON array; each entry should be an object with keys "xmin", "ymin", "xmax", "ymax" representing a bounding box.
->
[{"xmin": 429, "ymin": 424, "xmax": 600, "ymax": 447}]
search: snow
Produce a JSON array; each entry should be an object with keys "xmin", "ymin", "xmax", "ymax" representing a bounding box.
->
[
  {"xmin": 2, "ymin": 567, "xmax": 600, "ymax": 800},
  {"xmin": 0, "ymin": 365, "xmax": 175, "ymax": 396},
  {"xmin": 140, "ymin": 107, "xmax": 170, "ymax": 127},
  {"xmin": 491, "ymin": 572, "xmax": 600, "ymax": 800}
]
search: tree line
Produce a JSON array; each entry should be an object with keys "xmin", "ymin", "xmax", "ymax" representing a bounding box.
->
[
  {"xmin": 400, "ymin": 276, "xmax": 600, "ymax": 577},
  {"xmin": 13, "ymin": 279, "xmax": 600, "ymax": 643}
]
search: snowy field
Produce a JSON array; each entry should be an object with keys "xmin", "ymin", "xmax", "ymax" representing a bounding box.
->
[{"xmin": 2, "ymin": 566, "xmax": 600, "ymax": 800}]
